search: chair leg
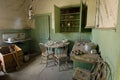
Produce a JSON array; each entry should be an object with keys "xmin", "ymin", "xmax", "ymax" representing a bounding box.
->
[
  {"xmin": 66, "ymin": 61, "xmax": 69, "ymax": 70},
  {"xmin": 58, "ymin": 61, "xmax": 60, "ymax": 71},
  {"xmin": 40, "ymin": 55, "xmax": 43, "ymax": 64},
  {"xmin": 59, "ymin": 65, "xmax": 60, "ymax": 71},
  {"xmin": 46, "ymin": 56, "xmax": 48, "ymax": 67},
  {"xmin": 53, "ymin": 55, "xmax": 56, "ymax": 65},
  {"xmin": 58, "ymin": 61, "xmax": 61, "ymax": 71}
]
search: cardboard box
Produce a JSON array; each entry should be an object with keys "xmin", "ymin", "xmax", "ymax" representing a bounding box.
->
[{"xmin": 0, "ymin": 44, "xmax": 23, "ymax": 72}]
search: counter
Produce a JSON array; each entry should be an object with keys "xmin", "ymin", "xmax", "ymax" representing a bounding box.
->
[
  {"xmin": 70, "ymin": 41, "xmax": 100, "ymax": 69},
  {"xmin": 3, "ymin": 38, "xmax": 31, "ymax": 44}
]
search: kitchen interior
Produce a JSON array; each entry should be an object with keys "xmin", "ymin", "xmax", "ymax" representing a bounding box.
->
[{"xmin": 0, "ymin": 0, "xmax": 120, "ymax": 80}]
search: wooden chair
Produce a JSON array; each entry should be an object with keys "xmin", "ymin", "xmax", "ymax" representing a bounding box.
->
[
  {"xmin": 54, "ymin": 45, "xmax": 69, "ymax": 71},
  {"xmin": 39, "ymin": 43, "xmax": 55, "ymax": 67},
  {"xmin": 73, "ymin": 59, "xmax": 108, "ymax": 80}
]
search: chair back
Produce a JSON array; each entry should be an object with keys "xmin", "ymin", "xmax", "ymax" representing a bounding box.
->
[
  {"xmin": 39, "ymin": 43, "xmax": 47, "ymax": 53},
  {"xmin": 91, "ymin": 59, "xmax": 108, "ymax": 80}
]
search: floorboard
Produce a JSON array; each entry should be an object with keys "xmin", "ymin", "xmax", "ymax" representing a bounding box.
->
[{"xmin": 0, "ymin": 54, "xmax": 73, "ymax": 80}]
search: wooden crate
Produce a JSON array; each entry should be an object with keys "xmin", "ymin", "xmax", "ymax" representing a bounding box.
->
[{"xmin": 0, "ymin": 44, "xmax": 23, "ymax": 72}]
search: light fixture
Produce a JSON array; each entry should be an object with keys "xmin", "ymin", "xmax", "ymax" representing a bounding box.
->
[{"xmin": 28, "ymin": 0, "xmax": 34, "ymax": 20}]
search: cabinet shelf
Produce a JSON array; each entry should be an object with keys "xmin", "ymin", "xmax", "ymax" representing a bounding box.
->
[
  {"xmin": 60, "ymin": 19, "xmax": 80, "ymax": 21},
  {"xmin": 60, "ymin": 7, "xmax": 80, "ymax": 32},
  {"xmin": 61, "ymin": 12, "xmax": 80, "ymax": 15},
  {"xmin": 60, "ymin": 27, "xmax": 79, "ymax": 32}
]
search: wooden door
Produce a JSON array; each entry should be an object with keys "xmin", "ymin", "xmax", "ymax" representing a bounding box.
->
[{"xmin": 35, "ymin": 15, "xmax": 50, "ymax": 43}]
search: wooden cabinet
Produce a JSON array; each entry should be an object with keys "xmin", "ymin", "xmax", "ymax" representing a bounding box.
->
[
  {"xmin": 54, "ymin": 3, "xmax": 91, "ymax": 33},
  {"xmin": 60, "ymin": 7, "xmax": 80, "ymax": 32}
]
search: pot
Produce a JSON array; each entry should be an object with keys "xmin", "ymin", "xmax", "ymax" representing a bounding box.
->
[{"xmin": 84, "ymin": 42, "xmax": 96, "ymax": 53}]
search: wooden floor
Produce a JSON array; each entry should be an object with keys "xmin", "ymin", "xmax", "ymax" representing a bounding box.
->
[{"xmin": 0, "ymin": 54, "xmax": 73, "ymax": 80}]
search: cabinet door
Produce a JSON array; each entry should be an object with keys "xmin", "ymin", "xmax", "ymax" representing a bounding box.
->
[
  {"xmin": 54, "ymin": 5, "xmax": 60, "ymax": 33},
  {"xmin": 81, "ymin": 3, "xmax": 91, "ymax": 32},
  {"xmin": 86, "ymin": 0, "xmax": 97, "ymax": 28}
]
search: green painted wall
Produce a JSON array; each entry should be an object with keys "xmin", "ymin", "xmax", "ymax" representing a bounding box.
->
[
  {"xmin": 30, "ymin": 14, "xmax": 91, "ymax": 53},
  {"xmin": 0, "ymin": 0, "xmax": 32, "ymax": 54},
  {"xmin": 50, "ymin": 32, "xmax": 91, "ymax": 53},
  {"xmin": 0, "ymin": 29, "xmax": 31, "ymax": 53},
  {"xmin": 30, "ymin": 0, "xmax": 95, "ymax": 53},
  {"xmin": 92, "ymin": 29, "xmax": 119, "ymax": 80},
  {"xmin": 91, "ymin": 0, "xmax": 120, "ymax": 80}
]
